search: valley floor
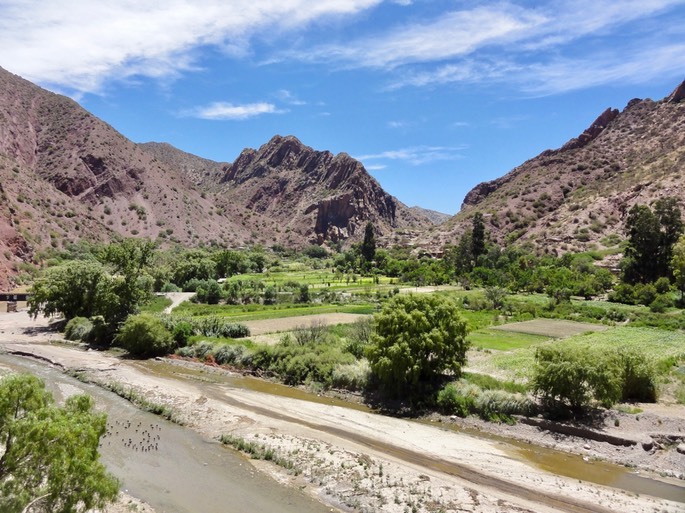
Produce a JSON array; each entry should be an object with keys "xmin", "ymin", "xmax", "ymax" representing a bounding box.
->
[{"xmin": 1, "ymin": 311, "xmax": 683, "ymax": 513}]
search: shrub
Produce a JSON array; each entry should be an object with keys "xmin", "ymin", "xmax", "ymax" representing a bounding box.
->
[
  {"xmin": 64, "ymin": 316, "xmax": 93, "ymax": 341},
  {"xmin": 195, "ymin": 280, "xmax": 223, "ymax": 304},
  {"xmin": 331, "ymin": 359, "xmax": 371, "ymax": 392},
  {"xmin": 654, "ymin": 277, "xmax": 671, "ymax": 294},
  {"xmin": 213, "ymin": 344, "xmax": 248, "ymax": 366},
  {"xmin": 649, "ymin": 294, "xmax": 672, "ymax": 313},
  {"xmin": 532, "ymin": 344, "xmax": 659, "ymax": 412},
  {"xmin": 172, "ymin": 321, "xmax": 193, "ymax": 346},
  {"xmin": 115, "ymin": 314, "xmax": 175, "ymax": 357},
  {"xmin": 160, "ymin": 282, "xmax": 181, "ymax": 293},
  {"xmin": 619, "ymin": 351, "xmax": 658, "ymax": 402},
  {"xmin": 474, "ymin": 389, "xmax": 536, "ymax": 418},
  {"xmin": 292, "ymin": 320, "xmax": 328, "ymax": 345},
  {"xmin": 436, "ymin": 382, "xmax": 476, "ymax": 417},
  {"xmin": 344, "ymin": 317, "xmax": 373, "ymax": 358}
]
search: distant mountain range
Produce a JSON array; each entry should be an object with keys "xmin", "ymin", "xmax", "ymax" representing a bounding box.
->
[{"xmin": 1, "ymin": 64, "xmax": 683, "ymax": 288}]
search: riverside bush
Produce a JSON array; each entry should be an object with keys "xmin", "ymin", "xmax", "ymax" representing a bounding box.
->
[
  {"xmin": 115, "ymin": 314, "xmax": 175, "ymax": 357},
  {"xmin": 160, "ymin": 315, "xmax": 250, "ymax": 339},
  {"xmin": 531, "ymin": 344, "xmax": 658, "ymax": 412},
  {"xmin": 64, "ymin": 316, "xmax": 93, "ymax": 341},
  {"xmin": 436, "ymin": 380, "xmax": 534, "ymax": 420},
  {"xmin": 331, "ymin": 359, "xmax": 371, "ymax": 391},
  {"xmin": 251, "ymin": 338, "xmax": 354, "ymax": 387}
]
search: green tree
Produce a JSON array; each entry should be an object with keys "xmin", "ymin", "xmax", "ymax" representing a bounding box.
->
[
  {"xmin": 671, "ymin": 234, "xmax": 685, "ymax": 304},
  {"xmin": 361, "ymin": 222, "xmax": 376, "ymax": 265},
  {"xmin": 471, "ymin": 212, "xmax": 486, "ymax": 262},
  {"xmin": 367, "ymin": 294, "xmax": 469, "ymax": 401},
  {"xmin": 0, "ymin": 374, "xmax": 119, "ymax": 513},
  {"xmin": 28, "ymin": 260, "xmax": 109, "ymax": 321},
  {"xmin": 623, "ymin": 200, "xmax": 683, "ymax": 284}
]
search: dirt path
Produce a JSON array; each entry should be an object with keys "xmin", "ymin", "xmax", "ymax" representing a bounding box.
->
[{"xmin": 0, "ymin": 311, "xmax": 683, "ymax": 513}]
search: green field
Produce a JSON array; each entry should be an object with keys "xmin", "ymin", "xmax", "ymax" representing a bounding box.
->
[
  {"xmin": 172, "ymin": 301, "xmax": 375, "ymax": 322},
  {"xmin": 468, "ymin": 329, "xmax": 550, "ymax": 351},
  {"xmin": 476, "ymin": 326, "xmax": 685, "ymax": 382}
]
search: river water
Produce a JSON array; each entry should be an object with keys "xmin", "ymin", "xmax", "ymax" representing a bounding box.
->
[{"xmin": 0, "ymin": 354, "xmax": 334, "ymax": 513}]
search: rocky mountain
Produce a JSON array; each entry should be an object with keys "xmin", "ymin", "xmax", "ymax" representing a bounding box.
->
[
  {"xmin": 408, "ymin": 206, "xmax": 450, "ymax": 226},
  {"xmin": 422, "ymin": 79, "xmax": 685, "ymax": 255},
  {"xmin": 0, "ymin": 67, "xmax": 430, "ymax": 288}
]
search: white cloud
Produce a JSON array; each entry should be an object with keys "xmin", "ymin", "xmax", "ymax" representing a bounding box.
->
[
  {"xmin": 188, "ymin": 101, "xmax": 284, "ymax": 120},
  {"xmin": 275, "ymin": 89, "xmax": 307, "ymax": 106},
  {"xmin": 289, "ymin": 0, "xmax": 684, "ymax": 94},
  {"xmin": 296, "ymin": 5, "xmax": 545, "ymax": 68},
  {"xmin": 357, "ymin": 145, "xmax": 465, "ymax": 166},
  {"xmin": 364, "ymin": 164, "xmax": 387, "ymax": 170},
  {"xmin": 0, "ymin": 0, "xmax": 381, "ymax": 93}
]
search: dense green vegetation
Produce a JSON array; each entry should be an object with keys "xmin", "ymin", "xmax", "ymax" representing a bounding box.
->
[{"xmin": 26, "ymin": 205, "xmax": 685, "ymax": 419}]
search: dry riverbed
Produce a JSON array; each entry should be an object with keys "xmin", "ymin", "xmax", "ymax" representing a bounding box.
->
[{"xmin": 1, "ymin": 311, "xmax": 684, "ymax": 513}]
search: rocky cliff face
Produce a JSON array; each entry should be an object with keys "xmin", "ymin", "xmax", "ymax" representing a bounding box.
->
[
  {"xmin": 217, "ymin": 135, "xmax": 428, "ymax": 244},
  {"xmin": 424, "ymin": 79, "xmax": 685, "ymax": 255},
  {"xmin": 0, "ymin": 66, "xmax": 431, "ymax": 286}
]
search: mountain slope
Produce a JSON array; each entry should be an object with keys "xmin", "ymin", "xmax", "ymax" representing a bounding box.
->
[
  {"xmin": 423, "ymin": 80, "xmax": 685, "ymax": 254},
  {"xmin": 0, "ymin": 67, "xmax": 430, "ymax": 287}
]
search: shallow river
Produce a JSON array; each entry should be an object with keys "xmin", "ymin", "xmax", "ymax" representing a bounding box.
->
[{"xmin": 0, "ymin": 354, "xmax": 334, "ymax": 513}]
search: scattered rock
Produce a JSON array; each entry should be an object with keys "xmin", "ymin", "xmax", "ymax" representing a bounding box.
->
[
  {"xmin": 677, "ymin": 443, "xmax": 685, "ymax": 455},
  {"xmin": 641, "ymin": 440, "xmax": 654, "ymax": 451}
]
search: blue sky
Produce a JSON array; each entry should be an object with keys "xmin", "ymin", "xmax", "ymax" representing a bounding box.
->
[{"xmin": 1, "ymin": 1, "xmax": 684, "ymax": 214}]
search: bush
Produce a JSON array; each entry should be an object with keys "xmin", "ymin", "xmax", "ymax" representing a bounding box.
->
[
  {"xmin": 172, "ymin": 321, "xmax": 193, "ymax": 346},
  {"xmin": 436, "ymin": 382, "xmax": 476, "ymax": 417},
  {"xmin": 474, "ymin": 389, "xmax": 536, "ymax": 419},
  {"xmin": 195, "ymin": 280, "xmax": 223, "ymax": 304},
  {"xmin": 649, "ymin": 294, "xmax": 672, "ymax": 313},
  {"xmin": 437, "ymin": 381, "xmax": 534, "ymax": 420},
  {"xmin": 213, "ymin": 344, "xmax": 249, "ymax": 366},
  {"xmin": 532, "ymin": 344, "xmax": 659, "ymax": 413},
  {"xmin": 331, "ymin": 359, "xmax": 371, "ymax": 391},
  {"xmin": 114, "ymin": 314, "xmax": 175, "ymax": 357},
  {"xmin": 160, "ymin": 282, "xmax": 181, "ymax": 293},
  {"xmin": 160, "ymin": 315, "xmax": 250, "ymax": 339},
  {"xmin": 654, "ymin": 277, "xmax": 671, "ymax": 294},
  {"xmin": 64, "ymin": 316, "xmax": 93, "ymax": 341},
  {"xmin": 635, "ymin": 283, "xmax": 658, "ymax": 306}
]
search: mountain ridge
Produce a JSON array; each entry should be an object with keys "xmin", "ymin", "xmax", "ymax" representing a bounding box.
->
[{"xmin": 422, "ymin": 79, "xmax": 685, "ymax": 255}]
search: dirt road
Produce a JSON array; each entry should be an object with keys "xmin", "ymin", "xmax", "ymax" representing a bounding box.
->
[{"xmin": 0, "ymin": 311, "xmax": 683, "ymax": 513}]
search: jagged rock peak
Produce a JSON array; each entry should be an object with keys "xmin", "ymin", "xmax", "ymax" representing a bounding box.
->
[
  {"xmin": 667, "ymin": 79, "xmax": 685, "ymax": 103},
  {"xmin": 560, "ymin": 107, "xmax": 619, "ymax": 151}
]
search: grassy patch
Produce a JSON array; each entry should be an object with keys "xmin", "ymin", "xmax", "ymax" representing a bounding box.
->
[
  {"xmin": 468, "ymin": 329, "xmax": 549, "ymax": 351},
  {"xmin": 140, "ymin": 295, "xmax": 173, "ymax": 314},
  {"xmin": 172, "ymin": 302, "xmax": 374, "ymax": 321},
  {"xmin": 220, "ymin": 434, "xmax": 300, "ymax": 473},
  {"xmin": 483, "ymin": 326, "xmax": 685, "ymax": 383}
]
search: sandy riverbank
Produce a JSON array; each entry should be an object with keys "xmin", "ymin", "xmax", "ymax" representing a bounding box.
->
[{"xmin": 1, "ymin": 311, "xmax": 683, "ymax": 513}]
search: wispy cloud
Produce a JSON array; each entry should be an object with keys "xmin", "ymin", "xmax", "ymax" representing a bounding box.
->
[
  {"xmin": 290, "ymin": 0, "xmax": 684, "ymax": 94},
  {"xmin": 357, "ymin": 145, "xmax": 466, "ymax": 166},
  {"xmin": 0, "ymin": 0, "xmax": 381, "ymax": 93},
  {"xmin": 295, "ymin": 5, "xmax": 544, "ymax": 69},
  {"xmin": 187, "ymin": 101, "xmax": 285, "ymax": 120},
  {"xmin": 275, "ymin": 89, "xmax": 307, "ymax": 106}
]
